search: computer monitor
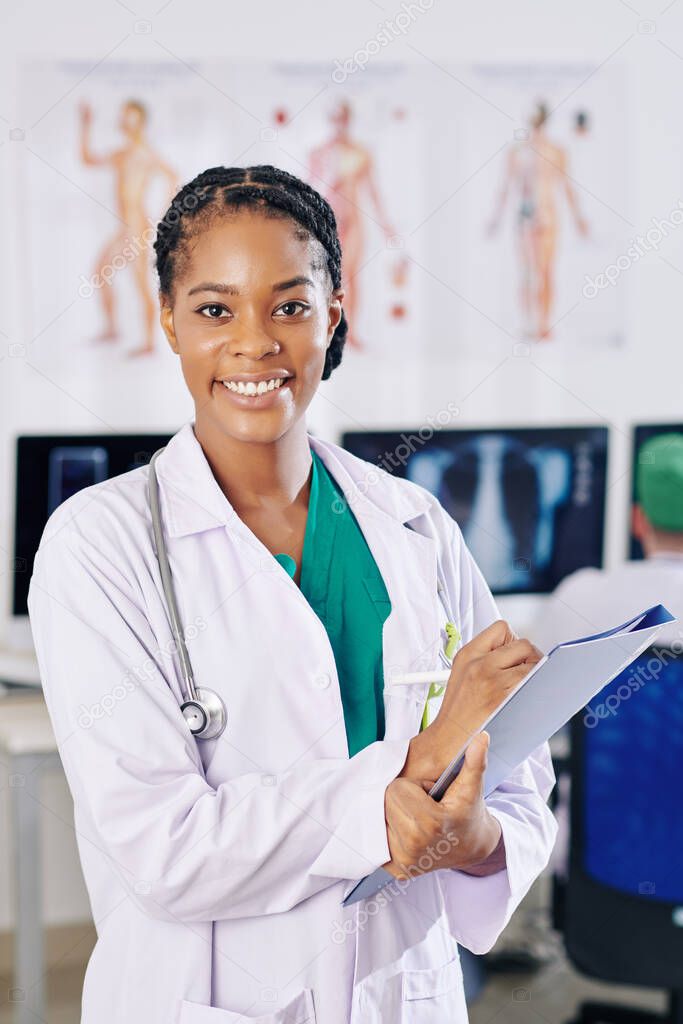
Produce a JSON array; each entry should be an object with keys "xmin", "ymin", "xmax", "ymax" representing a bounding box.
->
[
  {"xmin": 12, "ymin": 433, "xmax": 173, "ymax": 620},
  {"xmin": 629, "ymin": 422, "xmax": 683, "ymax": 560},
  {"xmin": 341, "ymin": 426, "xmax": 608, "ymax": 595}
]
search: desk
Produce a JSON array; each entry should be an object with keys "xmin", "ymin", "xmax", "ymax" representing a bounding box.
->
[
  {"xmin": 0, "ymin": 692, "xmax": 60, "ymax": 1024},
  {"xmin": 0, "ymin": 648, "xmax": 41, "ymax": 688}
]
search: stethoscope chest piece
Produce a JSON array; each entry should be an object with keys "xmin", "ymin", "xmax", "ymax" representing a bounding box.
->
[{"xmin": 181, "ymin": 687, "xmax": 227, "ymax": 740}]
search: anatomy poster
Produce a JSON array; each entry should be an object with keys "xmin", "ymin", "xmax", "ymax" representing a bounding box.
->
[
  {"xmin": 16, "ymin": 58, "xmax": 225, "ymax": 418},
  {"xmin": 444, "ymin": 62, "xmax": 630, "ymax": 354},
  {"xmin": 19, "ymin": 58, "xmax": 631, "ymax": 381},
  {"xmin": 204, "ymin": 60, "xmax": 433, "ymax": 360},
  {"xmin": 19, "ymin": 57, "xmax": 434, "ymax": 391}
]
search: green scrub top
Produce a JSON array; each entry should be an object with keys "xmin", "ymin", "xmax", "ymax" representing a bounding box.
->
[{"xmin": 273, "ymin": 448, "xmax": 391, "ymax": 757}]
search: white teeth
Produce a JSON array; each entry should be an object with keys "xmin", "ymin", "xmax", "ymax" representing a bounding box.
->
[{"xmin": 222, "ymin": 377, "xmax": 286, "ymax": 395}]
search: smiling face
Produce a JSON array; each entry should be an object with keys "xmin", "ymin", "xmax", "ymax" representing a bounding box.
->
[{"xmin": 159, "ymin": 209, "xmax": 344, "ymax": 449}]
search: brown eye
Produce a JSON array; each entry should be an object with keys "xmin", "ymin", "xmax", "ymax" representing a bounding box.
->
[
  {"xmin": 198, "ymin": 303, "xmax": 230, "ymax": 318},
  {"xmin": 275, "ymin": 301, "xmax": 309, "ymax": 318}
]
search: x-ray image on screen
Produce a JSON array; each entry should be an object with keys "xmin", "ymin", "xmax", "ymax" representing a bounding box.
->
[
  {"xmin": 630, "ymin": 423, "xmax": 683, "ymax": 560},
  {"xmin": 408, "ymin": 436, "xmax": 572, "ymax": 592},
  {"xmin": 341, "ymin": 426, "xmax": 608, "ymax": 595}
]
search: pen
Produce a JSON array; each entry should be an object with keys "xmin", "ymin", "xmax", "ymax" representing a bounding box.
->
[{"xmin": 389, "ymin": 668, "xmax": 451, "ymax": 685}]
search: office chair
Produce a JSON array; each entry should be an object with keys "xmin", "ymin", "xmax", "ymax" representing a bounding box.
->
[{"xmin": 562, "ymin": 644, "xmax": 683, "ymax": 1024}]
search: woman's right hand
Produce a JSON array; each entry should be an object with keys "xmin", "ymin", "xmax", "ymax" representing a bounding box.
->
[{"xmin": 399, "ymin": 620, "xmax": 542, "ymax": 784}]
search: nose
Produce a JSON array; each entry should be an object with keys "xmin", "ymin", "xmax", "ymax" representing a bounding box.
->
[{"xmin": 229, "ymin": 318, "xmax": 280, "ymax": 358}]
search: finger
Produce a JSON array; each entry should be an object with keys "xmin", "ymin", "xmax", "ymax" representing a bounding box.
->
[
  {"xmin": 464, "ymin": 731, "xmax": 489, "ymax": 775},
  {"xmin": 445, "ymin": 731, "xmax": 489, "ymax": 805},
  {"xmin": 524, "ymin": 642, "xmax": 543, "ymax": 663},
  {"xmin": 500, "ymin": 661, "xmax": 539, "ymax": 692},
  {"xmin": 382, "ymin": 859, "xmax": 407, "ymax": 880},
  {"xmin": 464, "ymin": 619, "xmax": 518, "ymax": 658},
  {"xmin": 387, "ymin": 778, "xmax": 443, "ymax": 835},
  {"xmin": 385, "ymin": 790, "xmax": 441, "ymax": 870},
  {"xmin": 479, "ymin": 662, "xmax": 541, "ymax": 711},
  {"xmin": 484, "ymin": 638, "xmax": 542, "ymax": 672}
]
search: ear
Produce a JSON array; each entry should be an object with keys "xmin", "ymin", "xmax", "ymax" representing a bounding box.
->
[
  {"xmin": 327, "ymin": 287, "xmax": 345, "ymax": 342},
  {"xmin": 159, "ymin": 296, "xmax": 179, "ymax": 355},
  {"xmin": 632, "ymin": 504, "xmax": 647, "ymax": 542}
]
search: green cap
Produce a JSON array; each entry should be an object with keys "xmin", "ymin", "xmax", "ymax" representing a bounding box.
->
[{"xmin": 636, "ymin": 432, "xmax": 683, "ymax": 531}]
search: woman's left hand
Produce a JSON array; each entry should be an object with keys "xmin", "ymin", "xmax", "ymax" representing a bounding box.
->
[{"xmin": 381, "ymin": 732, "xmax": 502, "ymax": 879}]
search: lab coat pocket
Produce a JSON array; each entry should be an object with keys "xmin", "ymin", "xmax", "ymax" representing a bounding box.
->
[
  {"xmin": 382, "ymin": 677, "xmax": 431, "ymax": 740},
  {"xmin": 401, "ymin": 954, "xmax": 465, "ymax": 1021},
  {"xmin": 178, "ymin": 986, "xmax": 316, "ymax": 1023}
]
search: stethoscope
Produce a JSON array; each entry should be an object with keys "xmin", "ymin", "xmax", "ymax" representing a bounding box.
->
[
  {"xmin": 146, "ymin": 448, "xmax": 458, "ymax": 739},
  {"xmin": 148, "ymin": 447, "xmax": 228, "ymax": 741}
]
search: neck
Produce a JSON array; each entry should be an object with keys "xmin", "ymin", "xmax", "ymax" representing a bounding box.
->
[{"xmin": 192, "ymin": 416, "xmax": 313, "ymax": 513}]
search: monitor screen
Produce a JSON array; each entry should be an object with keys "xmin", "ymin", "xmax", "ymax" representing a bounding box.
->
[
  {"xmin": 581, "ymin": 646, "xmax": 683, "ymax": 904},
  {"xmin": 12, "ymin": 434, "xmax": 173, "ymax": 616},
  {"xmin": 630, "ymin": 423, "xmax": 683, "ymax": 560},
  {"xmin": 341, "ymin": 426, "xmax": 608, "ymax": 595}
]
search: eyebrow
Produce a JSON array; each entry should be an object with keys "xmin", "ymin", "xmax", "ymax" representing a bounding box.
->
[{"xmin": 187, "ymin": 275, "xmax": 315, "ymax": 297}]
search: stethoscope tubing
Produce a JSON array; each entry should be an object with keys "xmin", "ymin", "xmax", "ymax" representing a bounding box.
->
[{"xmin": 148, "ymin": 447, "xmax": 199, "ymax": 706}]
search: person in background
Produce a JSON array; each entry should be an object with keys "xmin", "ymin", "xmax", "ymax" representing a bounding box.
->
[{"xmin": 530, "ymin": 432, "xmax": 683, "ymax": 655}]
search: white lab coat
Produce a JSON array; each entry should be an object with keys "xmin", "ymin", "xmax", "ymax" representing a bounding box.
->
[{"xmin": 27, "ymin": 421, "xmax": 557, "ymax": 1024}]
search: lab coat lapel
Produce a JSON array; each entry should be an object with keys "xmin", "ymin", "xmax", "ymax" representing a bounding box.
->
[
  {"xmin": 308, "ymin": 435, "xmax": 443, "ymax": 741},
  {"xmin": 367, "ymin": 514, "xmax": 443, "ymax": 740}
]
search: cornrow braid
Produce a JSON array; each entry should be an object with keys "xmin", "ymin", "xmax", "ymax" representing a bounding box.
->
[{"xmin": 153, "ymin": 164, "xmax": 347, "ymax": 381}]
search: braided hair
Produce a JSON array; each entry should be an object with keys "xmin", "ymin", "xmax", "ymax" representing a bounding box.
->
[{"xmin": 153, "ymin": 164, "xmax": 347, "ymax": 381}]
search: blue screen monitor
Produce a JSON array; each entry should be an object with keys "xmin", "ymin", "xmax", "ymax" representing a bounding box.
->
[
  {"xmin": 630, "ymin": 423, "xmax": 683, "ymax": 560},
  {"xmin": 341, "ymin": 426, "xmax": 608, "ymax": 595},
  {"xmin": 581, "ymin": 646, "xmax": 683, "ymax": 904},
  {"xmin": 12, "ymin": 433, "xmax": 173, "ymax": 617}
]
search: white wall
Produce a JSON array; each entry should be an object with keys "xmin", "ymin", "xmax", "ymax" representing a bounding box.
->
[{"xmin": 1, "ymin": 0, "xmax": 682, "ymax": 928}]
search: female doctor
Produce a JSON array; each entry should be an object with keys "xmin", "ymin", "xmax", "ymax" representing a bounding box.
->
[{"xmin": 27, "ymin": 164, "xmax": 557, "ymax": 1024}]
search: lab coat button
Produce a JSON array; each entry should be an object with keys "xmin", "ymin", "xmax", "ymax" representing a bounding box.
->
[{"xmin": 314, "ymin": 673, "xmax": 331, "ymax": 689}]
